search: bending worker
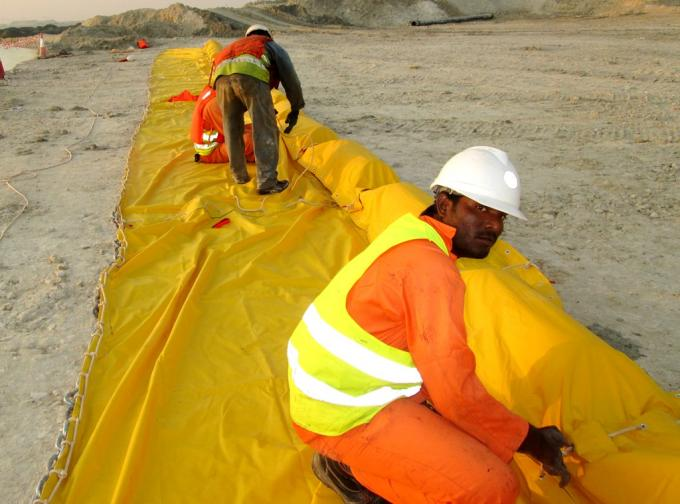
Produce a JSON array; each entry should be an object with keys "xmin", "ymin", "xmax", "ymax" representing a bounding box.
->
[
  {"xmin": 287, "ymin": 146, "xmax": 573, "ymax": 503},
  {"xmin": 211, "ymin": 24, "xmax": 304, "ymax": 195},
  {"xmin": 191, "ymin": 85, "xmax": 255, "ymax": 164}
]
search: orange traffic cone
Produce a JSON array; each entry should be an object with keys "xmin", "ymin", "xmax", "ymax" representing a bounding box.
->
[{"xmin": 38, "ymin": 33, "xmax": 47, "ymax": 59}]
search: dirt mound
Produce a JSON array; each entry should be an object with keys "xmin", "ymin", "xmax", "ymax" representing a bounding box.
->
[
  {"xmin": 250, "ymin": 0, "xmax": 457, "ymax": 27},
  {"xmin": 44, "ymin": 1, "xmax": 671, "ymax": 51},
  {"xmin": 56, "ymin": 3, "xmax": 246, "ymax": 50},
  {"xmin": 248, "ymin": 0, "xmax": 651, "ymax": 26},
  {"xmin": 0, "ymin": 23, "xmax": 74, "ymax": 38}
]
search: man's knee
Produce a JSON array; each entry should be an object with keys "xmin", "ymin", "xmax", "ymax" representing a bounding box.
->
[{"xmin": 466, "ymin": 463, "xmax": 519, "ymax": 504}]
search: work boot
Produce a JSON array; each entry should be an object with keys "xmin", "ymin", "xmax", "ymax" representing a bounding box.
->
[
  {"xmin": 257, "ymin": 179, "xmax": 288, "ymax": 195},
  {"xmin": 311, "ymin": 453, "xmax": 387, "ymax": 504},
  {"xmin": 233, "ymin": 175, "xmax": 251, "ymax": 185}
]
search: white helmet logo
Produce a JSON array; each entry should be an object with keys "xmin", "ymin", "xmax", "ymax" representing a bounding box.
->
[{"xmin": 503, "ymin": 170, "xmax": 518, "ymax": 189}]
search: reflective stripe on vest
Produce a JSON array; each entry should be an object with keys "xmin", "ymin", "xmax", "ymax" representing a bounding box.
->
[
  {"xmin": 213, "ymin": 53, "xmax": 270, "ymax": 84},
  {"xmin": 301, "ymin": 304, "xmax": 422, "ymax": 384},
  {"xmin": 288, "ymin": 342, "xmax": 421, "ymax": 407},
  {"xmin": 211, "ymin": 36, "xmax": 272, "ymax": 86},
  {"xmin": 194, "ymin": 130, "xmax": 219, "ymax": 156},
  {"xmin": 288, "ymin": 213, "xmax": 450, "ymax": 436}
]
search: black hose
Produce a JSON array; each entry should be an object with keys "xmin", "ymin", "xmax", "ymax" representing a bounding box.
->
[{"xmin": 410, "ymin": 14, "xmax": 494, "ymax": 27}]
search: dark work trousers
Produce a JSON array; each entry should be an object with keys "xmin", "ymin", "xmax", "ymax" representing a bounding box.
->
[{"xmin": 216, "ymin": 74, "xmax": 280, "ymax": 190}]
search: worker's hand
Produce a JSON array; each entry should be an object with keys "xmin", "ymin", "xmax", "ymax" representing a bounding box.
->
[
  {"xmin": 284, "ymin": 109, "xmax": 299, "ymax": 134},
  {"xmin": 518, "ymin": 425, "xmax": 573, "ymax": 487}
]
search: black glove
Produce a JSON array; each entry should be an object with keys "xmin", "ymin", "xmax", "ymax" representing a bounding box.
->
[
  {"xmin": 518, "ymin": 425, "xmax": 573, "ymax": 487},
  {"xmin": 284, "ymin": 109, "xmax": 299, "ymax": 134}
]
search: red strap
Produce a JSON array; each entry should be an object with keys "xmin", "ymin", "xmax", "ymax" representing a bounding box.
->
[{"xmin": 212, "ymin": 218, "xmax": 231, "ymax": 229}]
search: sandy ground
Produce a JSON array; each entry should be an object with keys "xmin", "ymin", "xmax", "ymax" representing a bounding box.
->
[{"xmin": 1, "ymin": 13, "xmax": 679, "ymax": 502}]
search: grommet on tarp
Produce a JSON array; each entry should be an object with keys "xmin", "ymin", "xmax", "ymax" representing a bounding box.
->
[
  {"xmin": 34, "ymin": 474, "xmax": 48, "ymax": 499},
  {"xmin": 212, "ymin": 218, "xmax": 231, "ymax": 229},
  {"xmin": 46, "ymin": 453, "xmax": 58, "ymax": 471},
  {"xmin": 64, "ymin": 402, "xmax": 74, "ymax": 420},
  {"xmin": 55, "ymin": 432, "xmax": 65, "ymax": 450},
  {"xmin": 63, "ymin": 388, "xmax": 77, "ymax": 406}
]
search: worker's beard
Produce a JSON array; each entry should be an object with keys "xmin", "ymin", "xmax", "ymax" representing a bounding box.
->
[{"xmin": 452, "ymin": 230, "xmax": 497, "ymax": 259}]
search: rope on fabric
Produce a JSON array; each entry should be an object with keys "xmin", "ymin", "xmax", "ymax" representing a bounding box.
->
[
  {"xmin": 608, "ymin": 423, "xmax": 647, "ymax": 438},
  {"xmin": 221, "ymin": 126, "xmax": 341, "ymax": 218},
  {"xmin": 31, "ymin": 53, "xmax": 356, "ymax": 502},
  {"xmin": 32, "ymin": 60, "xmax": 147, "ymax": 504}
]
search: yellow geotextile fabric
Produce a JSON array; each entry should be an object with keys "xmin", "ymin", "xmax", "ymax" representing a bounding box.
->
[{"xmin": 39, "ymin": 42, "xmax": 679, "ymax": 503}]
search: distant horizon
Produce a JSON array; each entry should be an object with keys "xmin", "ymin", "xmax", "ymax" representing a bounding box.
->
[{"xmin": 0, "ymin": 1, "xmax": 249, "ymax": 25}]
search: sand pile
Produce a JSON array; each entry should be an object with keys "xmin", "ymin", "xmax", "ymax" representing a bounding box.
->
[
  {"xmin": 56, "ymin": 3, "xmax": 246, "ymax": 50},
  {"xmin": 38, "ymin": 0, "xmax": 677, "ymax": 48},
  {"xmin": 249, "ymin": 0, "xmax": 654, "ymax": 26},
  {"xmin": 250, "ymin": 0, "xmax": 456, "ymax": 26}
]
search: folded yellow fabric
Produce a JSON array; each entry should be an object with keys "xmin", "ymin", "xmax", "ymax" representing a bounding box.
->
[{"xmin": 38, "ymin": 41, "xmax": 679, "ymax": 504}]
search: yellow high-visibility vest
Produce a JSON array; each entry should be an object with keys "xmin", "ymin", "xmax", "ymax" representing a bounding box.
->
[
  {"xmin": 211, "ymin": 35, "xmax": 272, "ymax": 87},
  {"xmin": 288, "ymin": 213, "xmax": 449, "ymax": 436}
]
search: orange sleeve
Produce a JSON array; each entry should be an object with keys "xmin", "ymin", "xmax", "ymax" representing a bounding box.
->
[
  {"xmin": 398, "ymin": 242, "xmax": 528, "ymax": 462},
  {"xmin": 203, "ymin": 98, "xmax": 224, "ymax": 136}
]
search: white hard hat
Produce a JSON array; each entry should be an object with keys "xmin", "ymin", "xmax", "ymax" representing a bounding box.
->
[
  {"xmin": 245, "ymin": 24, "xmax": 271, "ymax": 37},
  {"xmin": 430, "ymin": 146, "xmax": 526, "ymax": 220}
]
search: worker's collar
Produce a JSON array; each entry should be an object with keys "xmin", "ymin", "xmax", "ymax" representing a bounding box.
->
[{"xmin": 420, "ymin": 215, "xmax": 457, "ymax": 258}]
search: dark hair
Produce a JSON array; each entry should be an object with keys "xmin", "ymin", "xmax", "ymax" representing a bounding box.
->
[
  {"xmin": 443, "ymin": 192, "xmax": 462, "ymax": 203},
  {"xmin": 420, "ymin": 191, "xmax": 461, "ymax": 217},
  {"xmin": 421, "ymin": 204, "xmax": 437, "ymax": 217}
]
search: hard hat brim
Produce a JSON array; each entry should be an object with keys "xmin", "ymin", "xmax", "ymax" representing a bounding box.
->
[
  {"xmin": 465, "ymin": 191, "xmax": 527, "ymax": 220},
  {"xmin": 431, "ymin": 185, "xmax": 527, "ymax": 220}
]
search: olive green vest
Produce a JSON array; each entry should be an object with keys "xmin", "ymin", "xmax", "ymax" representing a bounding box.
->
[{"xmin": 288, "ymin": 213, "xmax": 449, "ymax": 435}]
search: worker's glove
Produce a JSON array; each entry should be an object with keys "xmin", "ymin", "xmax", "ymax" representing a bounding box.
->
[
  {"xmin": 284, "ymin": 109, "xmax": 299, "ymax": 134},
  {"xmin": 518, "ymin": 425, "xmax": 573, "ymax": 487}
]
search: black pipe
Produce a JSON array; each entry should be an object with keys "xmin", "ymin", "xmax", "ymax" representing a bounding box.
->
[{"xmin": 410, "ymin": 14, "xmax": 494, "ymax": 27}]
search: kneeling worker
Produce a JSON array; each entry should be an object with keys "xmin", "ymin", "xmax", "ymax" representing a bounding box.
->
[
  {"xmin": 212, "ymin": 24, "xmax": 305, "ymax": 195},
  {"xmin": 287, "ymin": 146, "xmax": 572, "ymax": 503},
  {"xmin": 191, "ymin": 86, "xmax": 255, "ymax": 165}
]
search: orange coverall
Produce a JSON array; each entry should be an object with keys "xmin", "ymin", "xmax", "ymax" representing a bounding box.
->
[
  {"xmin": 294, "ymin": 215, "xmax": 529, "ymax": 504},
  {"xmin": 199, "ymin": 97, "xmax": 255, "ymax": 164}
]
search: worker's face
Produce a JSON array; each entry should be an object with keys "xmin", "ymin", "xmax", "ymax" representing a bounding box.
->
[{"xmin": 435, "ymin": 193, "xmax": 505, "ymax": 258}]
